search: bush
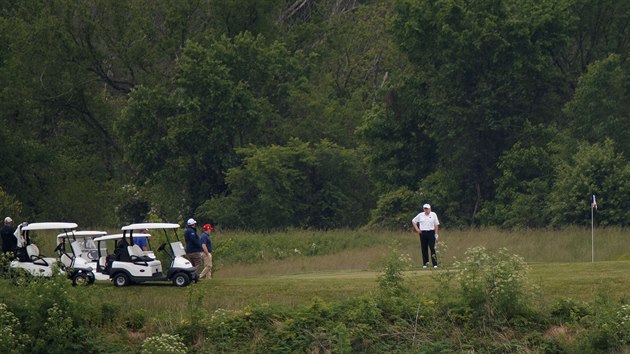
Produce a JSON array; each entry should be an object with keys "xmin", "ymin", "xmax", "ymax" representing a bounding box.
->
[
  {"xmin": 141, "ymin": 334, "xmax": 187, "ymax": 354},
  {"xmin": 367, "ymin": 187, "xmax": 421, "ymax": 230},
  {"xmin": 452, "ymin": 247, "xmax": 535, "ymax": 326},
  {"xmin": 0, "ymin": 252, "xmax": 12, "ymax": 278},
  {"xmin": 196, "ymin": 139, "xmax": 375, "ymax": 230},
  {"xmin": 0, "ymin": 303, "xmax": 29, "ymax": 354},
  {"xmin": 550, "ymin": 297, "xmax": 590, "ymax": 323},
  {"xmin": 32, "ymin": 303, "xmax": 76, "ymax": 354},
  {"xmin": 377, "ymin": 242, "xmax": 411, "ymax": 296},
  {"xmin": 576, "ymin": 296, "xmax": 630, "ymax": 352}
]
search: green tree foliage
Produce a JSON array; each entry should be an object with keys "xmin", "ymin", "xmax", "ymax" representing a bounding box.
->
[
  {"xmin": 548, "ymin": 139, "xmax": 630, "ymax": 226},
  {"xmin": 2, "ymin": 0, "xmax": 630, "ymax": 229},
  {"xmin": 284, "ymin": 1, "xmax": 410, "ymax": 147},
  {"xmin": 564, "ymin": 54, "xmax": 630, "ymax": 158},
  {"xmin": 388, "ymin": 0, "xmax": 573, "ymax": 225},
  {"xmin": 0, "ymin": 0, "xmax": 248, "ymax": 226},
  {"xmin": 206, "ymin": 0, "xmax": 283, "ymax": 38},
  {"xmin": 480, "ymin": 123, "xmax": 558, "ymax": 228},
  {"xmin": 197, "ymin": 139, "xmax": 374, "ymax": 230},
  {"xmin": 357, "ymin": 83, "xmax": 436, "ymax": 193},
  {"xmin": 558, "ymin": 0, "xmax": 630, "ymax": 80},
  {"xmin": 117, "ymin": 34, "xmax": 309, "ymax": 219},
  {"xmin": 367, "ymin": 187, "xmax": 421, "ymax": 230},
  {"xmin": 0, "ymin": 188, "xmax": 22, "ymax": 221}
]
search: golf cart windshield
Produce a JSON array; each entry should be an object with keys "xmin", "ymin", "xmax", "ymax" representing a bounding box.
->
[{"xmin": 57, "ymin": 231, "xmax": 107, "ymax": 261}]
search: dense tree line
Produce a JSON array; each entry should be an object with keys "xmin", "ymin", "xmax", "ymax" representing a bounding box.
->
[{"xmin": 0, "ymin": 0, "xmax": 629, "ymax": 229}]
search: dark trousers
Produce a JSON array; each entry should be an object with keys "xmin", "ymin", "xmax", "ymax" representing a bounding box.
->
[
  {"xmin": 419, "ymin": 230, "xmax": 437, "ymax": 266},
  {"xmin": 186, "ymin": 252, "xmax": 202, "ymax": 275}
]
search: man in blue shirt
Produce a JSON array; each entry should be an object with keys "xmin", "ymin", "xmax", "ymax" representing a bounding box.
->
[
  {"xmin": 199, "ymin": 223, "xmax": 214, "ymax": 279},
  {"xmin": 184, "ymin": 218, "xmax": 202, "ymax": 275},
  {"xmin": 133, "ymin": 230, "xmax": 148, "ymax": 251}
]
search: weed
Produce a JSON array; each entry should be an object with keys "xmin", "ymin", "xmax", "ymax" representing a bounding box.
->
[
  {"xmin": 125, "ymin": 309, "xmax": 147, "ymax": 331},
  {"xmin": 577, "ymin": 295, "xmax": 630, "ymax": 352},
  {"xmin": 0, "ymin": 303, "xmax": 29, "ymax": 354},
  {"xmin": 550, "ymin": 297, "xmax": 590, "ymax": 322},
  {"xmin": 0, "ymin": 253, "xmax": 12, "ymax": 278},
  {"xmin": 377, "ymin": 241, "xmax": 411, "ymax": 296},
  {"xmin": 32, "ymin": 303, "xmax": 76, "ymax": 354},
  {"xmin": 141, "ymin": 333, "xmax": 187, "ymax": 354},
  {"xmin": 451, "ymin": 247, "xmax": 535, "ymax": 327},
  {"xmin": 175, "ymin": 285, "xmax": 206, "ymax": 348}
]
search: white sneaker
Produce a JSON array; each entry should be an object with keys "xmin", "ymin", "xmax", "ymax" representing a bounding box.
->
[
  {"xmin": 422, "ymin": 265, "xmax": 428, "ymax": 269},
  {"xmin": 433, "ymin": 265, "xmax": 438, "ymax": 268}
]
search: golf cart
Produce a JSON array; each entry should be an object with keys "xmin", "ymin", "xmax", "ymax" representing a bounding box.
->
[
  {"xmin": 56, "ymin": 230, "xmax": 108, "ymax": 281},
  {"xmin": 11, "ymin": 222, "xmax": 96, "ymax": 285},
  {"xmin": 94, "ymin": 222, "xmax": 198, "ymax": 287}
]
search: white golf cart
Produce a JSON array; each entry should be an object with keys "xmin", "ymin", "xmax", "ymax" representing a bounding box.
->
[
  {"xmin": 94, "ymin": 222, "xmax": 199, "ymax": 287},
  {"xmin": 55, "ymin": 230, "xmax": 108, "ymax": 281},
  {"xmin": 11, "ymin": 222, "xmax": 96, "ymax": 285}
]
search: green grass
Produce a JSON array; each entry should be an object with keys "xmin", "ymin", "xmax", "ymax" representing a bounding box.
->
[
  {"xmin": 4, "ymin": 227, "xmax": 629, "ymax": 316},
  {"xmin": 56, "ymin": 258, "xmax": 629, "ymax": 318},
  {"xmin": 4, "ymin": 227, "xmax": 630, "ymax": 354},
  {"xmin": 3, "ymin": 228, "xmax": 630, "ymax": 352}
]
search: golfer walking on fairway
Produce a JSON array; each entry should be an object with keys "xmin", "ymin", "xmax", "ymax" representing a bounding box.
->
[{"xmin": 412, "ymin": 204, "xmax": 440, "ymax": 268}]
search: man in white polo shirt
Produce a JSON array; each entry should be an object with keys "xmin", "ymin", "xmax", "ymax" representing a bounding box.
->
[{"xmin": 411, "ymin": 204, "xmax": 440, "ymax": 268}]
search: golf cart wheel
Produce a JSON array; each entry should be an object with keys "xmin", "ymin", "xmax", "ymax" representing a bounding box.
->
[
  {"xmin": 72, "ymin": 273, "xmax": 89, "ymax": 286},
  {"xmin": 113, "ymin": 273, "xmax": 129, "ymax": 287},
  {"xmin": 172, "ymin": 272, "xmax": 190, "ymax": 287}
]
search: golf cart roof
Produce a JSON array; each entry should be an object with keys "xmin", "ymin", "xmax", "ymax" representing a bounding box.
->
[
  {"xmin": 121, "ymin": 223, "xmax": 180, "ymax": 231},
  {"xmin": 94, "ymin": 233, "xmax": 151, "ymax": 242},
  {"xmin": 22, "ymin": 222, "xmax": 78, "ymax": 231},
  {"xmin": 57, "ymin": 230, "xmax": 107, "ymax": 240}
]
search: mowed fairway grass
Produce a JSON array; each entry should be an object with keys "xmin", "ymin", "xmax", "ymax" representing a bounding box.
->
[
  {"xmin": 17, "ymin": 226, "xmax": 625, "ymax": 320},
  {"xmin": 76, "ymin": 260, "xmax": 630, "ymax": 317}
]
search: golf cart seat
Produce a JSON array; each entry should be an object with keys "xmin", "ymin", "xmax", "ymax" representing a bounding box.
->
[
  {"xmin": 128, "ymin": 245, "xmax": 153, "ymax": 263},
  {"xmin": 15, "ymin": 247, "xmax": 29, "ymax": 262},
  {"xmin": 26, "ymin": 244, "xmax": 41, "ymax": 260},
  {"xmin": 60, "ymin": 253, "xmax": 74, "ymax": 268},
  {"xmin": 26, "ymin": 244, "xmax": 54, "ymax": 266},
  {"xmin": 97, "ymin": 256, "xmax": 108, "ymax": 273},
  {"xmin": 114, "ymin": 241, "xmax": 131, "ymax": 262}
]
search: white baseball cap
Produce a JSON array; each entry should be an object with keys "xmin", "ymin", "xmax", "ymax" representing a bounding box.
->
[
  {"xmin": 187, "ymin": 218, "xmax": 197, "ymax": 225},
  {"xmin": 4, "ymin": 217, "xmax": 12, "ymax": 223},
  {"xmin": 423, "ymin": 204, "xmax": 431, "ymax": 209}
]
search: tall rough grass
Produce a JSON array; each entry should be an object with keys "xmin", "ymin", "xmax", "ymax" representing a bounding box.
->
[
  {"xmin": 209, "ymin": 227, "xmax": 630, "ymax": 278},
  {"xmin": 28, "ymin": 226, "xmax": 629, "ymax": 274}
]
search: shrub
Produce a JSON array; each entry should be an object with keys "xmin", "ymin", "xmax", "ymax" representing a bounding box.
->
[
  {"xmin": 452, "ymin": 247, "xmax": 534, "ymax": 326},
  {"xmin": 576, "ymin": 296, "xmax": 630, "ymax": 352},
  {"xmin": 550, "ymin": 297, "xmax": 590, "ymax": 323},
  {"xmin": 196, "ymin": 139, "xmax": 375, "ymax": 230},
  {"xmin": 0, "ymin": 252, "xmax": 12, "ymax": 278},
  {"xmin": 0, "ymin": 303, "xmax": 29, "ymax": 354},
  {"xmin": 367, "ymin": 187, "xmax": 421, "ymax": 230},
  {"xmin": 141, "ymin": 334, "xmax": 187, "ymax": 354},
  {"xmin": 32, "ymin": 303, "xmax": 76, "ymax": 354},
  {"xmin": 377, "ymin": 242, "xmax": 411, "ymax": 296}
]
